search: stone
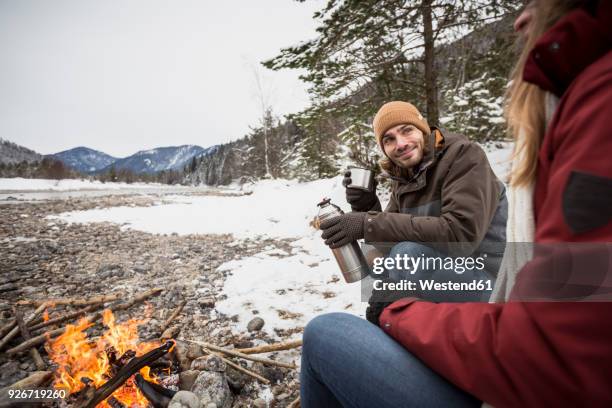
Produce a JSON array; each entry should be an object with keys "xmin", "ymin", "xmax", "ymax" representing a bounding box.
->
[
  {"xmin": 173, "ymin": 341, "xmax": 193, "ymax": 372},
  {"xmin": 226, "ymin": 368, "xmax": 247, "ymax": 394},
  {"xmin": 179, "ymin": 370, "xmax": 200, "ymax": 391},
  {"xmin": 252, "ymin": 398, "xmax": 267, "ymax": 408},
  {"xmin": 191, "ymin": 355, "xmax": 226, "ymax": 372},
  {"xmin": 191, "ymin": 370, "xmax": 233, "ymax": 408},
  {"xmin": 168, "ymin": 390, "xmax": 201, "ymax": 408},
  {"xmin": 186, "ymin": 343, "xmax": 205, "ymax": 360},
  {"xmin": 133, "ymin": 265, "xmax": 149, "ymax": 273},
  {"xmin": 247, "ymin": 317, "xmax": 265, "ymax": 332},
  {"xmin": 276, "ymin": 393, "xmax": 290, "ymax": 401},
  {"xmin": 257, "ymin": 365, "xmax": 285, "ymax": 384},
  {"xmin": 198, "ymin": 297, "xmax": 215, "ymax": 308}
]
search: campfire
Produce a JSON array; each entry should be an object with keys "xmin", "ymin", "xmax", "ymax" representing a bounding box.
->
[
  {"xmin": 1, "ymin": 288, "xmax": 303, "ymax": 408},
  {"xmin": 46, "ymin": 309, "xmax": 176, "ymax": 407}
]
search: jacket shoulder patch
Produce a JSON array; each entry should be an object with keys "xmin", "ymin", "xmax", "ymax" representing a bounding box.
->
[{"xmin": 563, "ymin": 171, "xmax": 612, "ymax": 234}]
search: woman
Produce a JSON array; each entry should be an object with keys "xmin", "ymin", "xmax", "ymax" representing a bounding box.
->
[{"xmin": 302, "ymin": 1, "xmax": 612, "ymax": 406}]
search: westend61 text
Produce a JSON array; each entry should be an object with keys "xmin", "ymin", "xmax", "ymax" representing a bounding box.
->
[
  {"xmin": 373, "ymin": 279, "xmax": 493, "ymax": 292},
  {"xmin": 372, "ymin": 253, "xmax": 486, "ymax": 275}
]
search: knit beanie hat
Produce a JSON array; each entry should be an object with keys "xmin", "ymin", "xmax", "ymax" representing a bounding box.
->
[{"xmin": 372, "ymin": 101, "xmax": 431, "ymax": 147}]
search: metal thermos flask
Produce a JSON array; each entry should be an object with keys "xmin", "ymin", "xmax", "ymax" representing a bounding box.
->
[{"xmin": 317, "ymin": 198, "xmax": 369, "ymax": 283}]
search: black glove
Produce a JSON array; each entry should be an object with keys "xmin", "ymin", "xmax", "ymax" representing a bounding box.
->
[
  {"xmin": 343, "ymin": 170, "xmax": 381, "ymax": 212},
  {"xmin": 365, "ymin": 300, "xmax": 392, "ymax": 326},
  {"xmin": 320, "ymin": 212, "xmax": 366, "ymax": 249},
  {"xmin": 365, "ymin": 276, "xmax": 414, "ymax": 326}
]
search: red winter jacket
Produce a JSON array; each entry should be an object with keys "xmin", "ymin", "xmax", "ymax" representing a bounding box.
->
[{"xmin": 378, "ymin": 3, "xmax": 612, "ymax": 407}]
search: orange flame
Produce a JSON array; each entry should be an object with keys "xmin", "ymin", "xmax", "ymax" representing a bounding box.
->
[{"xmin": 46, "ymin": 309, "xmax": 161, "ymax": 407}]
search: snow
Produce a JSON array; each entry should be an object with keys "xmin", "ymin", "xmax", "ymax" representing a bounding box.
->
[
  {"xmin": 41, "ymin": 143, "xmax": 512, "ymax": 337},
  {"xmin": 50, "ymin": 178, "xmax": 349, "ymax": 238},
  {"xmin": 216, "ymin": 236, "xmax": 366, "ymax": 337},
  {"xmin": 0, "ymin": 178, "xmax": 177, "ymax": 191}
]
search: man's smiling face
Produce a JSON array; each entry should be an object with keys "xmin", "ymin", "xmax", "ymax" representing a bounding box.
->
[{"xmin": 381, "ymin": 123, "xmax": 425, "ymax": 169}]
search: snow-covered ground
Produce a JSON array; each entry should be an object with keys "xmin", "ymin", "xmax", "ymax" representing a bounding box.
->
[
  {"xmin": 38, "ymin": 143, "xmax": 512, "ymax": 337},
  {"xmin": 0, "ymin": 177, "xmax": 179, "ymax": 191}
]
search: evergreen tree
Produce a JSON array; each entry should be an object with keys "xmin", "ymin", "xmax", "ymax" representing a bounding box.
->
[
  {"xmin": 441, "ymin": 74, "xmax": 505, "ymax": 141},
  {"xmin": 338, "ymin": 122, "xmax": 381, "ymax": 171},
  {"xmin": 265, "ymin": 0, "xmax": 520, "ymax": 125}
]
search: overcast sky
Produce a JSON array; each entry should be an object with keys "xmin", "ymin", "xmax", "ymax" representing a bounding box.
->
[{"xmin": 0, "ymin": 0, "xmax": 322, "ymax": 157}]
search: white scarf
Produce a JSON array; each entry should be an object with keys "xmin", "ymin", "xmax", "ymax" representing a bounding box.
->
[{"xmin": 489, "ymin": 93, "xmax": 558, "ymax": 302}]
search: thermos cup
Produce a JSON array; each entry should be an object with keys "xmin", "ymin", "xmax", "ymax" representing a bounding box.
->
[{"xmin": 347, "ymin": 167, "xmax": 374, "ymax": 192}]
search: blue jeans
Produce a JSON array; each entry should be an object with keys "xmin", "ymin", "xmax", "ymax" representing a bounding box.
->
[
  {"xmin": 381, "ymin": 242, "xmax": 494, "ymax": 303},
  {"xmin": 301, "ymin": 313, "xmax": 480, "ymax": 408}
]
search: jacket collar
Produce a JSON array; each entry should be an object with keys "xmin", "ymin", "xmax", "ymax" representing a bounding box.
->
[{"xmin": 523, "ymin": 1, "xmax": 612, "ymax": 96}]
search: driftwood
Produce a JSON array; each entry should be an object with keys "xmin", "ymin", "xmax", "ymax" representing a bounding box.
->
[
  {"xmin": 74, "ymin": 340, "xmax": 175, "ymax": 408},
  {"xmin": 236, "ymin": 339, "xmax": 303, "ymax": 355},
  {"xmin": 134, "ymin": 374, "xmax": 176, "ymax": 408},
  {"xmin": 203, "ymin": 349, "xmax": 270, "ymax": 384},
  {"xmin": 0, "ymin": 371, "xmax": 52, "ymax": 392},
  {"xmin": 17, "ymin": 292, "xmax": 123, "ymax": 307},
  {"xmin": 29, "ymin": 304, "xmax": 99, "ymax": 332},
  {"xmin": 160, "ymin": 325, "xmax": 181, "ymax": 341},
  {"xmin": 0, "ymin": 316, "xmax": 44, "ymax": 338},
  {"xmin": 0, "ymin": 371, "xmax": 53, "ymax": 407},
  {"xmin": 184, "ymin": 339, "xmax": 297, "ymax": 369},
  {"xmin": 0, "ymin": 304, "xmax": 47, "ymax": 351},
  {"xmin": 6, "ymin": 288, "xmax": 163, "ymax": 355},
  {"xmin": 6, "ymin": 327, "xmax": 65, "ymax": 355},
  {"xmin": 13, "ymin": 307, "xmax": 45, "ymax": 370},
  {"xmin": 0, "ymin": 320, "xmax": 17, "ymax": 339},
  {"xmin": 160, "ymin": 300, "xmax": 186, "ymax": 333}
]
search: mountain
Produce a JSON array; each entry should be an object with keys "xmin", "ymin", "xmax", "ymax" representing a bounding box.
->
[
  {"xmin": 50, "ymin": 147, "xmax": 117, "ymax": 174},
  {"xmin": 99, "ymin": 145, "xmax": 214, "ymax": 174},
  {"xmin": 0, "ymin": 138, "xmax": 42, "ymax": 165}
]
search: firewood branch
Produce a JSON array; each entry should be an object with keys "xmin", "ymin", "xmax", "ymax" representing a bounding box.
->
[
  {"xmin": 184, "ymin": 339, "xmax": 297, "ymax": 369},
  {"xmin": 6, "ymin": 288, "xmax": 163, "ymax": 355},
  {"xmin": 0, "ymin": 303, "xmax": 47, "ymax": 351},
  {"xmin": 236, "ymin": 339, "xmax": 303, "ymax": 355},
  {"xmin": 17, "ymin": 292, "xmax": 124, "ymax": 307},
  {"xmin": 14, "ymin": 306, "xmax": 46, "ymax": 370},
  {"xmin": 160, "ymin": 299, "xmax": 186, "ymax": 333}
]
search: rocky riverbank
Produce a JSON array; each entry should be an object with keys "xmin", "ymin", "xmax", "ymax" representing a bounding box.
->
[{"xmin": 0, "ymin": 192, "xmax": 302, "ymax": 407}]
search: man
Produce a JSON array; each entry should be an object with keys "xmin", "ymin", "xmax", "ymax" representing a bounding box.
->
[{"xmin": 320, "ymin": 101, "xmax": 507, "ymax": 304}]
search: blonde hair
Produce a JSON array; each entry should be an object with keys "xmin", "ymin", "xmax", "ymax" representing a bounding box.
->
[{"xmin": 505, "ymin": 0, "xmax": 584, "ymax": 186}]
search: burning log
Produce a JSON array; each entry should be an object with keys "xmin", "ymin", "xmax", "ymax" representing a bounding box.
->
[
  {"xmin": 134, "ymin": 374, "xmax": 176, "ymax": 408},
  {"xmin": 74, "ymin": 340, "xmax": 175, "ymax": 408},
  {"xmin": 0, "ymin": 304, "xmax": 47, "ymax": 351},
  {"xmin": 6, "ymin": 288, "xmax": 163, "ymax": 355},
  {"xmin": 107, "ymin": 396, "xmax": 126, "ymax": 408},
  {"xmin": 13, "ymin": 306, "xmax": 46, "ymax": 370}
]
